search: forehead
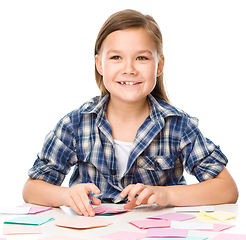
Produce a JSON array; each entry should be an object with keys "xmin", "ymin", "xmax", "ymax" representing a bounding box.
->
[{"xmin": 100, "ymin": 28, "xmax": 157, "ymax": 53}]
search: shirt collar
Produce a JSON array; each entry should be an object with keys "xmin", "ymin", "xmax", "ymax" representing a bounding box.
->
[
  {"xmin": 147, "ymin": 94, "xmax": 183, "ymax": 121},
  {"xmin": 81, "ymin": 95, "xmax": 109, "ymax": 115},
  {"xmin": 81, "ymin": 94, "xmax": 182, "ymax": 120}
]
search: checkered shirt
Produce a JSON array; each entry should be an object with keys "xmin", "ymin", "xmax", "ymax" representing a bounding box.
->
[{"xmin": 28, "ymin": 94, "xmax": 228, "ymax": 203}]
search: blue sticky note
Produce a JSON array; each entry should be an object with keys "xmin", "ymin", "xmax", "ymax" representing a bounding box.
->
[{"xmin": 4, "ymin": 216, "xmax": 54, "ymax": 225}]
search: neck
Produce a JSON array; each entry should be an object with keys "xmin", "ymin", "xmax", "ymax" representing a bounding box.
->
[{"xmin": 106, "ymin": 96, "xmax": 150, "ymax": 121}]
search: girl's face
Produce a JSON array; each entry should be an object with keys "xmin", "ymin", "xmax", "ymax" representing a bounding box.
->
[{"xmin": 96, "ymin": 28, "xmax": 164, "ymax": 105}]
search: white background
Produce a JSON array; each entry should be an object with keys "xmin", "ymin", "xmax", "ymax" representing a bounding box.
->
[{"xmin": 0, "ymin": 0, "xmax": 245, "ymax": 206}]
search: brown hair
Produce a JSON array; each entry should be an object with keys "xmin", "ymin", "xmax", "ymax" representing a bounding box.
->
[{"xmin": 94, "ymin": 9, "xmax": 170, "ymax": 103}]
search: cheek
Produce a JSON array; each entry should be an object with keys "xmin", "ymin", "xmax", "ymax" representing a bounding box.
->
[
  {"xmin": 102, "ymin": 61, "xmax": 117, "ymax": 77},
  {"xmin": 142, "ymin": 63, "xmax": 158, "ymax": 80},
  {"xmin": 102, "ymin": 67, "xmax": 113, "ymax": 85},
  {"xmin": 144, "ymin": 64, "xmax": 158, "ymax": 91},
  {"xmin": 101, "ymin": 64, "xmax": 116, "ymax": 90}
]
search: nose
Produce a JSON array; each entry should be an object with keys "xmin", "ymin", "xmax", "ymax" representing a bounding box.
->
[{"xmin": 122, "ymin": 59, "xmax": 137, "ymax": 76}]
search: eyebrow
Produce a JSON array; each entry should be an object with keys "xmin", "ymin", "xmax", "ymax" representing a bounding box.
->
[{"xmin": 106, "ymin": 49, "xmax": 153, "ymax": 55}]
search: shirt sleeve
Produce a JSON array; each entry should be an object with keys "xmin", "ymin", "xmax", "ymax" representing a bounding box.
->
[
  {"xmin": 28, "ymin": 115, "xmax": 78, "ymax": 186},
  {"xmin": 180, "ymin": 117, "xmax": 228, "ymax": 182}
]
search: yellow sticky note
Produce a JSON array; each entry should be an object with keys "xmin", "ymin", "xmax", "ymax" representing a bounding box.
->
[
  {"xmin": 199, "ymin": 209, "xmax": 237, "ymax": 221},
  {"xmin": 196, "ymin": 210, "xmax": 212, "ymax": 220}
]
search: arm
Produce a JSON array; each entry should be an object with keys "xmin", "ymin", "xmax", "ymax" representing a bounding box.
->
[
  {"xmin": 23, "ymin": 178, "xmax": 101, "ymax": 216},
  {"xmin": 120, "ymin": 167, "xmax": 238, "ymax": 209},
  {"xmin": 24, "ymin": 115, "xmax": 101, "ymax": 216}
]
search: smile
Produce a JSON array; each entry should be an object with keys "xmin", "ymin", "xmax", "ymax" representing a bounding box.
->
[{"xmin": 118, "ymin": 82, "xmax": 140, "ymax": 86}]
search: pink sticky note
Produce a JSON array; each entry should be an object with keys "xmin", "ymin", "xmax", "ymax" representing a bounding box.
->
[
  {"xmin": 129, "ymin": 219, "xmax": 171, "ymax": 229},
  {"xmin": 211, "ymin": 233, "xmax": 246, "ymax": 240},
  {"xmin": 200, "ymin": 223, "xmax": 235, "ymax": 232},
  {"xmin": 19, "ymin": 205, "xmax": 52, "ymax": 214},
  {"xmin": 145, "ymin": 228, "xmax": 188, "ymax": 238},
  {"xmin": 94, "ymin": 205, "xmax": 127, "ymax": 215},
  {"xmin": 148, "ymin": 212, "xmax": 196, "ymax": 221},
  {"xmin": 28, "ymin": 206, "xmax": 52, "ymax": 214},
  {"xmin": 56, "ymin": 218, "xmax": 112, "ymax": 229},
  {"xmin": 100, "ymin": 231, "xmax": 146, "ymax": 240},
  {"xmin": 38, "ymin": 235, "xmax": 86, "ymax": 240},
  {"xmin": 2, "ymin": 226, "xmax": 42, "ymax": 235}
]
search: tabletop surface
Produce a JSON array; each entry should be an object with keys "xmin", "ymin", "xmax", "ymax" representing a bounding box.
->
[{"xmin": 0, "ymin": 203, "xmax": 246, "ymax": 240}]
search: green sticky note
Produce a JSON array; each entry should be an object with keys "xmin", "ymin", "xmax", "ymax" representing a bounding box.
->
[
  {"xmin": 4, "ymin": 216, "xmax": 54, "ymax": 226},
  {"xmin": 96, "ymin": 213, "xmax": 114, "ymax": 216}
]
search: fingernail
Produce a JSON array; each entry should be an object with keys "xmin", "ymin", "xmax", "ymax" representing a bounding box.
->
[
  {"xmin": 84, "ymin": 212, "xmax": 89, "ymax": 217},
  {"xmin": 136, "ymin": 200, "xmax": 140, "ymax": 205}
]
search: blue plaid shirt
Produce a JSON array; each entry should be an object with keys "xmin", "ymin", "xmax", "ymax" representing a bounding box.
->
[{"xmin": 28, "ymin": 94, "xmax": 227, "ymax": 203}]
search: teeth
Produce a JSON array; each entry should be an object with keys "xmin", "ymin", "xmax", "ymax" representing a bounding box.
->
[{"xmin": 119, "ymin": 82, "xmax": 138, "ymax": 85}]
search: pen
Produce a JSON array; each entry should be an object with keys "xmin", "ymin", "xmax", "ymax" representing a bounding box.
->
[{"xmin": 88, "ymin": 181, "xmax": 93, "ymax": 205}]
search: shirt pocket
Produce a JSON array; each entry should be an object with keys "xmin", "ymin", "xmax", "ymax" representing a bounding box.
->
[{"xmin": 137, "ymin": 155, "xmax": 175, "ymax": 171}]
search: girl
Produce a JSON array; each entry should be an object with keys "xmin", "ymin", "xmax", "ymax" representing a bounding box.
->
[{"xmin": 23, "ymin": 9, "xmax": 238, "ymax": 217}]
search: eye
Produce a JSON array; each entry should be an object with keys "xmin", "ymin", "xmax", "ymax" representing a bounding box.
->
[
  {"xmin": 111, "ymin": 55, "xmax": 122, "ymax": 60},
  {"xmin": 137, "ymin": 56, "xmax": 148, "ymax": 61}
]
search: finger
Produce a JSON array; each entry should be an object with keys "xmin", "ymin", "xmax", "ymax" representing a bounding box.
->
[
  {"xmin": 147, "ymin": 194, "xmax": 157, "ymax": 207},
  {"xmin": 124, "ymin": 198, "xmax": 138, "ymax": 210},
  {"xmin": 120, "ymin": 184, "xmax": 135, "ymax": 199},
  {"xmin": 127, "ymin": 183, "xmax": 146, "ymax": 202},
  {"xmin": 84, "ymin": 184, "xmax": 101, "ymax": 216},
  {"xmin": 86, "ymin": 183, "xmax": 101, "ymax": 195},
  {"xmin": 78, "ymin": 192, "xmax": 97, "ymax": 217},
  {"xmin": 91, "ymin": 196, "xmax": 101, "ymax": 206},
  {"xmin": 135, "ymin": 187, "xmax": 153, "ymax": 206},
  {"xmin": 124, "ymin": 200, "xmax": 137, "ymax": 210},
  {"xmin": 66, "ymin": 195, "xmax": 83, "ymax": 215},
  {"xmin": 72, "ymin": 192, "xmax": 89, "ymax": 217}
]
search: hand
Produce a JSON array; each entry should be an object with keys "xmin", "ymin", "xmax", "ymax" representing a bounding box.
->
[
  {"xmin": 61, "ymin": 183, "xmax": 101, "ymax": 217},
  {"xmin": 120, "ymin": 183, "xmax": 170, "ymax": 210}
]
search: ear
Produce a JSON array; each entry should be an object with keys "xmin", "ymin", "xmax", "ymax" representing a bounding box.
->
[
  {"xmin": 157, "ymin": 55, "xmax": 165, "ymax": 77},
  {"xmin": 95, "ymin": 54, "xmax": 103, "ymax": 76}
]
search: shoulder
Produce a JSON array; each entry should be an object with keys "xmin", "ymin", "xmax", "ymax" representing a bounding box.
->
[
  {"xmin": 78, "ymin": 96, "xmax": 105, "ymax": 113},
  {"xmin": 149, "ymin": 95, "xmax": 202, "ymax": 146},
  {"xmin": 58, "ymin": 95, "xmax": 107, "ymax": 128},
  {"xmin": 148, "ymin": 95, "xmax": 198, "ymax": 127}
]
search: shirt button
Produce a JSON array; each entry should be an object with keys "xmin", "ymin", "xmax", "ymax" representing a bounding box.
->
[
  {"xmin": 154, "ymin": 162, "xmax": 160, "ymax": 168},
  {"xmin": 110, "ymin": 169, "xmax": 116, "ymax": 175}
]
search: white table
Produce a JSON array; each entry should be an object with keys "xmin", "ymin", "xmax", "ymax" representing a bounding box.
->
[{"xmin": 0, "ymin": 203, "xmax": 245, "ymax": 239}]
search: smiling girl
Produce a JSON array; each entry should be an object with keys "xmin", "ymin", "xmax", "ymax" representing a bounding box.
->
[
  {"xmin": 23, "ymin": 9, "xmax": 238, "ymax": 217},
  {"xmin": 96, "ymin": 27, "xmax": 163, "ymax": 143}
]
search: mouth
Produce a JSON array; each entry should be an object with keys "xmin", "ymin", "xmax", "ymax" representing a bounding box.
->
[{"xmin": 117, "ymin": 81, "xmax": 140, "ymax": 86}]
